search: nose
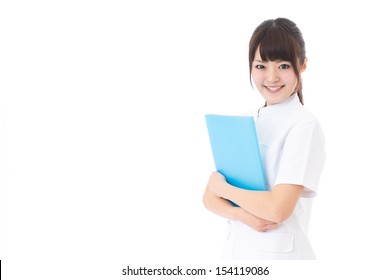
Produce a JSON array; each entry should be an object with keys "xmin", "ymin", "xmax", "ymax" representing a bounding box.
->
[{"xmin": 266, "ymin": 67, "xmax": 279, "ymax": 83}]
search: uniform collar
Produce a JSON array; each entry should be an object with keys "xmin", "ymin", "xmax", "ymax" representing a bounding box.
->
[{"xmin": 257, "ymin": 94, "xmax": 301, "ymax": 117}]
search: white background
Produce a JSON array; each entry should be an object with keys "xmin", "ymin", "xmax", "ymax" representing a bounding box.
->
[{"xmin": 1, "ymin": 0, "xmax": 390, "ymax": 279}]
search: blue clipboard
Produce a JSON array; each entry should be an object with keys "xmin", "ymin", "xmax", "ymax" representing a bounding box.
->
[{"xmin": 205, "ymin": 114, "xmax": 267, "ymax": 195}]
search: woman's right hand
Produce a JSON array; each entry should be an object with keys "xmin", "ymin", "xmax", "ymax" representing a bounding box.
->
[{"xmin": 235, "ymin": 207, "xmax": 279, "ymax": 232}]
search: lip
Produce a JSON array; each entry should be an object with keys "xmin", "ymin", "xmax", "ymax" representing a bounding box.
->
[{"xmin": 264, "ymin": 85, "xmax": 284, "ymax": 93}]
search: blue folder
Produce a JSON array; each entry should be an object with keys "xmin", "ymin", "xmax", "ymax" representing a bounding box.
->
[{"xmin": 205, "ymin": 114, "xmax": 267, "ymax": 193}]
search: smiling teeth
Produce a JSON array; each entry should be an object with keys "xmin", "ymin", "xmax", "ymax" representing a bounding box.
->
[{"xmin": 267, "ymin": 86, "xmax": 281, "ymax": 90}]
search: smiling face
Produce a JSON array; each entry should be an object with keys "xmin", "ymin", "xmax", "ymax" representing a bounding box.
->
[
  {"xmin": 251, "ymin": 48, "xmax": 306, "ymax": 106},
  {"xmin": 248, "ymin": 18, "xmax": 307, "ymax": 105}
]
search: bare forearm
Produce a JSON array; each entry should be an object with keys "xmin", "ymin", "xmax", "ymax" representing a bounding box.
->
[
  {"xmin": 219, "ymin": 182, "xmax": 277, "ymax": 221},
  {"xmin": 203, "ymin": 185, "xmax": 239, "ymax": 220},
  {"xmin": 216, "ymin": 181, "xmax": 304, "ymax": 223},
  {"xmin": 203, "ymin": 184, "xmax": 279, "ymax": 232}
]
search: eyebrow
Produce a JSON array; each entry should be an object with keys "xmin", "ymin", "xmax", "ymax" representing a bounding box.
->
[{"xmin": 254, "ymin": 59, "xmax": 288, "ymax": 63}]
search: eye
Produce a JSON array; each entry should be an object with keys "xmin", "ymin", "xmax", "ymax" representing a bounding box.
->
[
  {"xmin": 254, "ymin": 64, "xmax": 265, "ymax": 69},
  {"xmin": 279, "ymin": 63, "xmax": 290, "ymax": 69}
]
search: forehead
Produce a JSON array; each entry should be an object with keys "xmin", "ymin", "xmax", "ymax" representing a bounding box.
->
[{"xmin": 254, "ymin": 48, "xmax": 263, "ymax": 60}]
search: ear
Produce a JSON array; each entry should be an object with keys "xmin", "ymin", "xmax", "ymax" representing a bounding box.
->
[{"xmin": 300, "ymin": 57, "xmax": 308, "ymax": 73}]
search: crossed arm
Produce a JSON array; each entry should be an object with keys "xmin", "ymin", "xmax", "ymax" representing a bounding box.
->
[{"xmin": 203, "ymin": 171, "xmax": 304, "ymax": 231}]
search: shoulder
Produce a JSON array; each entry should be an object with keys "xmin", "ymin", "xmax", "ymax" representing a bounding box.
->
[
  {"xmin": 283, "ymin": 105, "xmax": 325, "ymax": 148},
  {"xmin": 290, "ymin": 105, "xmax": 322, "ymax": 130}
]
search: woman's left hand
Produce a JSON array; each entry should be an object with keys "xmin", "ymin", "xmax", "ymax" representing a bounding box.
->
[{"xmin": 207, "ymin": 171, "xmax": 228, "ymax": 198}]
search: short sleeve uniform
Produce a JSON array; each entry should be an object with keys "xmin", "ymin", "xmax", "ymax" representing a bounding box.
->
[{"xmin": 222, "ymin": 94, "xmax": 326, "ymax": 260}]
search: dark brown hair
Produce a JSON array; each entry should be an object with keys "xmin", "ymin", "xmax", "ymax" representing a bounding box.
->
[{"xmin": 249, "ymin": 18, "xmax": 306, "ymax": 104}]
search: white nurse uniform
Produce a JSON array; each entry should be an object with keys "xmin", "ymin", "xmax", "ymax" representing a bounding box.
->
[{"xmin": 222, "ymin": 94, "xmax": 326, "ymax": 260}]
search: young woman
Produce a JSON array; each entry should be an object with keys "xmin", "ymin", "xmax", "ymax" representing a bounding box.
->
[{"xmin": 203, "ymin": 18, "xmax": 325, "ymax": 260}]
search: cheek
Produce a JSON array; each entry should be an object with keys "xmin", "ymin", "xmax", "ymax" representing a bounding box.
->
[
  {"xmin": 281, "ymin": 72, "xmax": 298, "ymax": 85},
  {"xmin": 251, "ymin": 73, "xmax": 264, "ymax": 87}
]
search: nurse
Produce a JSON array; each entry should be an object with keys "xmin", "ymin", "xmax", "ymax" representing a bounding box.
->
[{"xmin": 203, "ymin": 18, "xmax": 326, "ymax": 260}]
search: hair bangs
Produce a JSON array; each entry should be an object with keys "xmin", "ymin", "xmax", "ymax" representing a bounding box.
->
[{"xmin": 258, "ymin": 27, "xmax": 297, "ymax": 64}]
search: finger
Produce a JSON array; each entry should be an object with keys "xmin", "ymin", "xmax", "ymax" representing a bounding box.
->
[{"xmin": 265, "ymin": 223, "xmax": 279, "ymax": 230}]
